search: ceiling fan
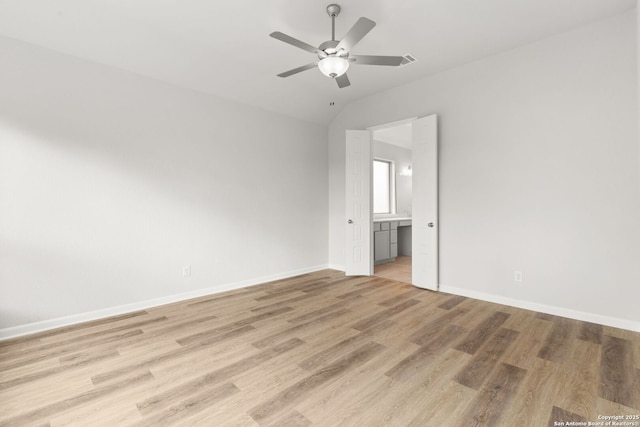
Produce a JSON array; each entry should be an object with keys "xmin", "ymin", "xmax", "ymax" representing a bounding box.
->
[{"xmin": 270, "ymin": 4, "xmax": 404, "ymax": 88}]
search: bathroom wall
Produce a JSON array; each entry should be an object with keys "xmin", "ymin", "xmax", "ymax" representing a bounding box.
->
[{"xmin": 373, "ymin": 140, "xmax": 412, "ymax": 216}]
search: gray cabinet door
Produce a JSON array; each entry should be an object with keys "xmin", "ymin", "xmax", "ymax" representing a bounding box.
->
[{"xmin": 374, "ymin": 230, "xmax": 390, "ymax": 262}]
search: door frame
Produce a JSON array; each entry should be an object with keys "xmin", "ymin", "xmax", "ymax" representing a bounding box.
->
[{"xmin": 345, "ymin": 115, "xmax": 439, "ymax": 290}]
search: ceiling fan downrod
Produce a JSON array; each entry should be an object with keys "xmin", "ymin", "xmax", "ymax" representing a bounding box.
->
[{"xmin": 327, "ymin": 4, "xmax": 341, "ymax": 41}]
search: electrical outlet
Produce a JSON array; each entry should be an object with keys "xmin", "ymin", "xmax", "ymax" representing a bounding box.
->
[
  {"xmin": 182, "ymin": 265, "xmax": 191, "ymax": 277},
  {"xmin": 514, "ymin": 271, "xmax": 523, "ymax": 282}
]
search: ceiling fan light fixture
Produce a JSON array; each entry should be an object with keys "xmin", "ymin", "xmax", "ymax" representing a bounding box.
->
[{"xmin": 318, "ymin": 56, "xmax": 349, "ymax": 78}]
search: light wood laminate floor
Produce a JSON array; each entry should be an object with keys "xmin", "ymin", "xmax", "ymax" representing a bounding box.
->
[
  {"xmin": 374, "ymin": 256, "xmax": 411, "ymax": 284},
  {"xmin": 1, "ymin": 269, "xmax": 639, "ymax": 426}
]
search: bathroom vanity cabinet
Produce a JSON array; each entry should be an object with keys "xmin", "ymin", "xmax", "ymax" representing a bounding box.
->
[{"xmin": 373, "ymin": 219, "xmax": 411, "ymax": 264}]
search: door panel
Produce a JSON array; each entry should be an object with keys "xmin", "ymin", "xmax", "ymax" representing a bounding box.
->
[
  {"xmin": 412, "ymin": 115, "xmax": 439, "ymax": 290},
  {"xmin": 345, "ymin": 130, "xmax": 372, "ymax": 276}
]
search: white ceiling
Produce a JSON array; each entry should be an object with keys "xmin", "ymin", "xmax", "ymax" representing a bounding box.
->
[{"xmin": 0, "ymin": 0, "xmax": 635, "ymax": 125}]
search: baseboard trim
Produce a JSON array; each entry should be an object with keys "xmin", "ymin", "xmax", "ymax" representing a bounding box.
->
[
  {"xmin": 0, "ymin": 264, "xmax": 330, "ymax": 340},
  {"xmin": 439, "ymin": 284, "xmax": 640, "ymax": 333}
]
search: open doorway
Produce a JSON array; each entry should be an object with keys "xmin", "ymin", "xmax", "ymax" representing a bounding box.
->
[
  {"xmin": 345, "ymin": 115, "xmax": 438, "ymax": 290},
  {"xmin": 370, "ymin": 120, "xmax": 413, "ymax": 283}
]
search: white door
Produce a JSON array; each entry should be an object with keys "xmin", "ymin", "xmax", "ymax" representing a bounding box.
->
[
  {"xmin": 345, "ymin": 130, "xmax": 373, "ymax": 276},
  {"xmin": 412, "ymin": 115, "xmax": 439, "ymax": 290}
]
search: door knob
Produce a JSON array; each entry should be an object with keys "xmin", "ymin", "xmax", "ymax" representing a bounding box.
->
[
  {"xmin": 428, "ymin": 222, "xmax": 434, "ymax": 228},
  {"xmin": 348, "ymin": 219, "xmax": 353, "ymax": 224}
]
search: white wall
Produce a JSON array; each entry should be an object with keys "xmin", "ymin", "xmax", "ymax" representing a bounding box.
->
[
  {"xmin": 373, "ymin": 140, "xmax": 412, "ymax": 216},
  {"xmin": 0, "ymin": 36, "xmax": 328, "ymax": 333},
  {"xmin": 329, "ymin": 11, "xmax": 640, "ymax": 328}
]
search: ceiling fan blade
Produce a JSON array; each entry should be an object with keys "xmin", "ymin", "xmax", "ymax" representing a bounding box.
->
[
  {"xmin": 277, "ymin": 63, "xmax": 317, "ymax": 78},
  {"xmin": 336, "ymin": 17, "xmax": 376, "ymax": 52},
  {"xmin": 336, "ymin": 73, "xmax": 350, "ymax": 88},
  {"xmin": 350, "ymin": 55, "xmax": 404, "ymax": 66},
  {"xmin": 270, "ymin": 32, "xmax": 319, "ymax": 54}
]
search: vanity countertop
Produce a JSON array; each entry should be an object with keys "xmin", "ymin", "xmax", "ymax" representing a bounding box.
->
[{"xmin": 373, "ymin": 217, "xmax": 412, "ymax": 223}]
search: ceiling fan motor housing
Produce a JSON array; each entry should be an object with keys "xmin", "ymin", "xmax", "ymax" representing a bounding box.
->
[{"xmin": 319, "ymin": 40, "xmax": 340, "ymax": 56}]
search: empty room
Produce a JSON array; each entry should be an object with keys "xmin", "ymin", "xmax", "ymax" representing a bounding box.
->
[{"xmin": 1, "ymin": 0, "xmax": 640, "ymax": 425}]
